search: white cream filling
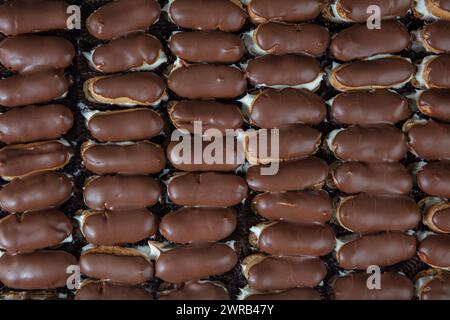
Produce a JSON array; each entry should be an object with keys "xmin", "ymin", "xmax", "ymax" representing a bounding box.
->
[
  {"xmin": 415, "ymin": 0, "xmax": 438, "ymax": 20},
  {"xmin": 325, "ymin": 128, "xmax": 344, "ymax": 153},
  {"xmin": 242, "ymin": 29, "xmax": 267, "ymax": 56},
  {"xmin": 415, "ymin": 55, "xmax": 436, "ymax": 89}
]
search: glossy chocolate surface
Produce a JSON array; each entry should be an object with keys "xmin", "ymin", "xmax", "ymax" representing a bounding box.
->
[
  {"xmin": 330, "ymin": 125, "xmax": 408, "ymax": 162},
  {"xmin": 81, "ymin": 209, "xmax": 157, "ymax": 246},
  {"xmin": 337, "ymin": 232, "xmax": 417, "ymax": 269},
  {"xmin": 254, "ymin": 22, "xmax": 329, "ymax": 57},
  {"xmin": 167, "ymin": 172, "xmax": 247, "ymax": 207},
  {"xmin": 252, "ymin": 190, "xmax": 332, "ymax": 224},
  {"xmin": 91, "ymin": 34, "xmax": 163, "ymax": 73},
  {"xmin": 0, "ymin": 0, "xmax": 69, "ymax": 35},
  {"xmin": 169, "ymin": 31, "xmax": 245, "ymax": 63},
  {"xmin": 169, "ymin": 0, "xmax": 247, "ymax": 32},
  {"xmin": 82, "ymin": 141, "xmax": 166, "ymax": 175},
  {"xmin": 168, "ymin": 64, "xmax": 246, "ymax": 99},
  {"xmin": 0, "ymin": 250, "xmax": 77, "ymax": 290},
  {"xmin": 247, "ymin": 88, "xmax": 326, "ymax": 127},
  {"xmin": 155, "ymin": 243, "xmax": 237, "ymax": 283},
  {"xmin": 160, "ymin": 207, "xmax": 236, "ymax": 244},
  {"xmin": 247, "ymin": 256, "xmax": 326, "ymax": 291},
  {"xmin": 246, "ymin": 54, "xmax": 322, "ymax": 88},
  {"xmin": 87, "ymin": 109, "xmax": 164, "ymax": 142},
  {"xmin": 337, "ymin": 193, "xmax": 420, "ymax": 234},
  {"xmin": 0, "ymin": 104, "xmax": 73, "ymax": 144},
  {"xmin": 331, "ymin": 90, "xmax": 410, "ymax": 125},
  {"xmin": 87, "ymin": 0, "xmax": 160, "ymax": 40},
  {"xmin": 332, "ymin": 162, "xmax": 412, "ymax": 194},
  {"xmin": 246, "ymin": 157, "xmax": 328, "ymax": 192},
  {"xmin": 169, "ymin": 100, "xmax": 243, "ymax": 134},
  {"xmin": 330, "ymin": 21, "xmax": 409, "ymax": 61},
  {"xmin": 0, "ymin": 209, "xmax": 72, "ymax": 253},
  {"xmin": 80, "ymin": 250, "xmax": 153, "ymax": 285},
  {"xmin": 0, "ymin": 172, "xmax": 72, "ymax": 213},
  {"xmin": 0, "ymin": 34, "xmax": 74, "ymax": 74},
  {"xmin": 333, "ymin": 272, "xmax": 414, "ymax": 300},
  {"xmin": 255, "ymin": 221, "xmax": 335, "ymax": 256},
  {"xmin": 0, "ymin": 70, "xmax": 70, "ymax": 107},
  {"xmin": 84, "ymin": 175, "xmax": 161, "ymax": 211}
]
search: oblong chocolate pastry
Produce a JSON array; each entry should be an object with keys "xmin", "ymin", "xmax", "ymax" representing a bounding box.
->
[
  {"xmin": 244, "ymin": 288, "xmax": 321, "ymax": 300},
  {"xmin": 243, "ymin": 88, "xmax": 326, "ymax": 128},
  {"xmin": 331, "ymin": 90, "xmax": 410, "ymax": 125},
  {"xmin": 82, "ymin": 141, "xmax": 165, "ymax": 175},
  {"xmin": 84, "ymin": 72, "xmax": 166, "ymax": 106},
  {"xmin": 80, "ymin": 247, "xmax": 153, "ymax": 285},
  {"xmin": 415, "ymin": 55, "xmax": 450, "ymax": 89},
  {"xmin": 244, "ymin": 255, "xmax": 326, "ymax": 291},
  {"xmin": 167, "ymin": 172, "xmax": 248, "ymax": 207},
  {"xmin": 0, "ymin": 35, "xmax": 74, "ymax": 74},
  {"xmin": 87, "ymin": 0, "xmax": 160, "ymax": 40},
  {"xmin": 418, "ymin": 234, "xmax": 450, "ymax": 269},
  {"xmin": 86, "ymin": 109, "xmax": 164, "ymax": 142},
  {"xmin": 330, "ymin": 21, "xmax": 410, "ymax": 61},
  {"xmin": 153, "ymin": 242, "xmax": 237, "ymax": 283},
  {"xmin": 75, "ymin": 280, "xmax": 153, "ymax": 300},
  {"xmin": 159, "ymin": 281, "xmax": 229, "ymax": 300},
  {"xmin": 418, "ymin": 161, "xmax": 450, "ymax": 198},
  {"xmin": 246, "ymin": 22, "xmax": 329, "ymax": 57},
  {"xmin": 328, "ymin": 0, "xmax": 411, "ymax": 22},
  {"xmin": 422, "ymin": 198, "xmax": 450, "ymax": 233},
  {"xmin": 84, "ymin": 175, "xmax": 160, "ymax": 211},
  {"xmin": 0, "ymin": 250, "xmax": 77, "ymax": 290},
  {"xmin": 251, "ymin": 221, "xmax": 335, "ymax": 256},
  {"xmin": 331, "ymin": 162, "xmax": 412, "ymax": 194},
  {"xmin": 336, "ymin": 193, "xmax": 420, "ymax": 234},
  {"xmin": 336, "ymin": 232, "xmax": 417, "ymax": 269},
  {"xmin": 245, "ymin": 124, "xmax": 321, "ymax": 163},
  {"xmin": 78, "ymin": 209, "xmax": 157, "ymax": 246},
  {"xmin": 417, "ymin": 89, "xmax": 450, "ymax": 122},
  {"xmin": 0, "ymin": 209, "xmax": 72, "ymax": 253},
  {"xmin": 247, "ymin": 0, "xmax": 324, "ymax": 23},
  {"xmin": 246, "ymin": 54, "xmax": 323, "ymax": 90},
  {"xmin": 0, "ymin": 172, "xmax": 72, "ymax": 213},
  {"xmin": 160, "ymin": 207, "xmax": 236, "ymax": 244},
  {"xmin": 0, "ymin": 104, "xmax": 73, "ymax": 144},
  {"xmin": 415, "ymin": 269, "xmax": 450, "ymax": 300},
  {"xmin": 168, "ymin": 64, "xmax": 246, "ymax": 99},
  {"xmin": 169, "ymin": 31, "xmax": 245, "ymax": 63},
  {"xmin": 332, "ymin": 272, "xmax": 414, "ymax": 300},
  {"xmin": 417, "ymin": 20, "xmax": 450, "ymax": 53},
  {"xmin": 328, "ymin": 125, "xmax": 408, "ymax": 163},
  {"xmin": 330, "ymin": 57, "xmax": 414, "ymax": 91},
  {"xmin": 0, "ymin": 70, "xmax": 70, "ymax": 107},
  {"xmin": 0, "ymin": 0, "xmax": 69, "ymax": 35},
  {"xmin": 0, "ymin": 141, "xmax": 72, "ymax": 180},
  {"xmin": 169, "ymin": 100, "xmax": 243, "ymax": 134},
  {"xmin": 252, "ymin": 190, "xmax": 332, "ymax": 224},
  {"xmin": 87, "ymin": 34, "xmax": 165, "ymax": 73},
  {"xmin": 406, "ymin": 120, "xmax": 450, "ymax": 160},
  {"xmin": 168, "ymin": 0, "xmax": 247, "ymax": 32},
  {"xmin": 166, "ymin": 136, "xmax": 243, "ymax": 172},
  {"xmin": 246, "ymin": 157, "xmax": 328, "ymax": 192}
]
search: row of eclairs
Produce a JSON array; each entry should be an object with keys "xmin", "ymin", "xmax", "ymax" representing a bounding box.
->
[{"xmin": 0, "ymin": 0, "xmax": 449, "ymax": 300}]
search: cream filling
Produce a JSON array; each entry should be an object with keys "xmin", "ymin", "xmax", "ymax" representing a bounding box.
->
[
  {"xmin": 242, "ymin": 29, "xmax": 267, "ymax": 56},
  {"xmin": 415, "ymin": 55, "xmax": 436, "ymax": 89},
  {"xmin": 415, "ymin": 0, "xmax": 438, "ymax": 20}
]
